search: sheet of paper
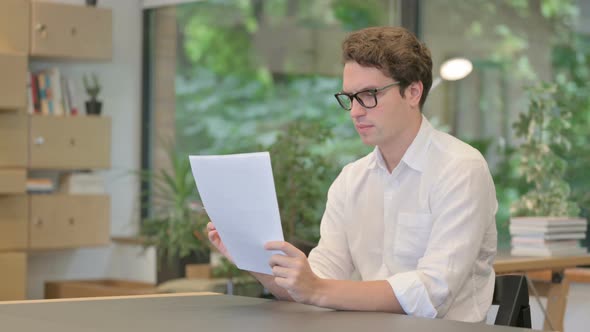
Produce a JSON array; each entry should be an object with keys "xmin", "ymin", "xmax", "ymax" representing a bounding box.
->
[{"xmin": 189, "ymin": 152, "xmax": 284, "ymax": 275}]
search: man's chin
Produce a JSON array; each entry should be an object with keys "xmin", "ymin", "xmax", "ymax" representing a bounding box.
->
[{"xmin": 358, "ymin": 135, "xmax": 376, "ymax": 146}]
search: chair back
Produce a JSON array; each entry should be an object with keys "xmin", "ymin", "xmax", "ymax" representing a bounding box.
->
[{"xmin": 493, "ymin": 275, "xmax": 531, "ymax": 328}]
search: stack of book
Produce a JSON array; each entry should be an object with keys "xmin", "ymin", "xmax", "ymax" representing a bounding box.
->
[
  {"xmin": 26, "ymin": 178, "xmax": 55, "ymax": 193},
  {"xmin": 510, "ymin": 217, "xmax": 588, "ymax": 256},
  {"xmin": 27, "ymin": 67, "xmax": 79, "ymax": 116}
]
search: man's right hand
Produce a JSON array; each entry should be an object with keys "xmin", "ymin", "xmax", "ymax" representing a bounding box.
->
[{"xmin": 206, "ymin": 222, "xmax": 233, "ymax": 262}]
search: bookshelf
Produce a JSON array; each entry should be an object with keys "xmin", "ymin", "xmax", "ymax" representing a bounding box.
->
[{"xmin": 0, "ymin": 0, "xmax": 113, "ymax": 301}]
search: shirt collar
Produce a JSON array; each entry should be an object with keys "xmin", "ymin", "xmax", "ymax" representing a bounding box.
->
[{"xmin": 367, "ymin": 115, "xmax": 433, "ymax": 173}]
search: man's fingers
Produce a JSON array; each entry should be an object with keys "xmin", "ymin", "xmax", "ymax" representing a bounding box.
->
[
  {"xmin": 271, "ymin": 265, "xmax": 290, "ymax": 279},
  {"xmin": 208, "ymin": 230, "xmax": 220, "ymax": 243},
  {"xmin": 269, "ymin": 253, "xmax": 306, "ymax": 270},
  {"xmin": 206, "ymin": 222, "xmax": 216, "ymax": 231},
  {"xmin": 269, "ymin": 253, "xmax": 291, "ymax": 267},
  {"xmin": 265, "ymin": 241, "xmax": 305, "ymax": 258}
]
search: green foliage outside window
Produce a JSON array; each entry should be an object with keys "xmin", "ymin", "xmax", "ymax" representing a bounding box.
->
[
  {"xmin": 162, "ymin": 0, "xmax": 590, "ymax": 254},
  {"xmin": 140, "ymin": 148, "xmax": 210, "ymax": 263},
  {"xmin": 551, "ymin": 36, "xmax": 590, "ymax": 223},
  {"xmin": 510, "ymin": 83, "xmax": 580, "ymax": 217},
  {"xmin": 266, "ymin": 120, "xmax": 339, "ymax": 247},
  {"xmin": 451, "ymin": 0, "xmax": 589, "ymax": 246},
  {"xmin": 172, "ymin": 0, "xmax": 377, "ymax": 250}
]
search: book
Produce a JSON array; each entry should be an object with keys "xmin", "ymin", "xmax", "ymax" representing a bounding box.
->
[
  {"xmin": 61, "ymin": 76, "xmax": 71, "ymax": 115},
  {"xmin": 65, "ymin": 77, "xmax": 79, "ymax": 115},
  {"xmin": 510, "ymin": 217, "xmax": 587, "ymax": 227},
  {"xmin": 511, "ymin": 246, "xmax": 587, "ymax": 257},
  {"xmin": 511, "ymin": 238, "xmax": 580, "ymax": 248},
  {"xmin": 26, "ymin": 73, "xmax": 34, "ymax": 114},
  {"xmin": 31, "ymin": 72, "xmax": 40, "ymax": 114},
  {"xmin": 44, "ymin": 72, "xmax": 53, "ymax": 114},
  {"xmin": 38, "ymin": 72, "xmax": 49, "ymax": 115},
  {"xmin": 59, "ymin": 173, "xmax": 105, "ymax": 194},
  {"xmin": 512, "ymin": 233, "xmax": 586, "ymax": 240},
  {"xmin": 26, "ymin": 178, "xmax": 55, "ymax": 193},
  {"xmin": 48, "ymin": 67, "xmax": 65, "ymax": 116},
  {"xmin": 509, "ymin": 225, "xmax": 587, "ymax": 235}
]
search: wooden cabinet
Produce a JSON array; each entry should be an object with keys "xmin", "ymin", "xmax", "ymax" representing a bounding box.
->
[
  {"xmin": 29, "ymin": 195, "xmax": 110, "ymax": 250},
  {"xmin": 0, "ymin": 53, "xmax": 28, "ymax": 110},
  {"xmin": 0, "ymin": 114, "xmax": 111, "ymax": 170},
  {"xmin": 0, "ymin": 193, "xmax": 110, "ymax": 251},
  {"xmin": 30, "ymin": 116, "xmax": 111, "ymax": 169},
  {"xmin": 0, "ymin": 113, "xmax": 28, "ymax": 167},
  {"xmin": 30, "ymin": 2, "xmax": 112, "ymax": 60},
  {"xmin": 0, "ymin": 0, "xmax": 30, "ymax": 54},
  {"xmin": 0, "ymin": 1, "xmax": 113, "ymax": 301},
  {"xmin": 0, "ymin": 195, "xmax": 28, "ymax": 251},
  {"xmin": 0, "ymin": 169, "xmax": 26, "ymax": 194},
  {"xmin": 0, "ymin": 252, "xmax": 27, "ymax": 300}
]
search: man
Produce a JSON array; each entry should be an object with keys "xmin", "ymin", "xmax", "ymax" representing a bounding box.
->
[{"xmin": 207, "ymin": 26, "xmax": 497, "ymax": 322}]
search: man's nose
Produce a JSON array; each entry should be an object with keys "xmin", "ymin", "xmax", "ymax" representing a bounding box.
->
[{"xmin": 349, "ymin": 99, "xmax": 367, "ymax": 118}]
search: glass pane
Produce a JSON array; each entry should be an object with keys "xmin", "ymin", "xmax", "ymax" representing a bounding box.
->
[
  {"xmin": 148, "ymin": 0, "xmax": 400, "ymax": 248},
  {"xmin": 421, "ymin": 1, "xmax": 590, "ymax": 248}
]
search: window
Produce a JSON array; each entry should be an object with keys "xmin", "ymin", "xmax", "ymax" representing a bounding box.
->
[{"xmin": 142, "ymin": 0, "xmax": 590, "ymax": 249}]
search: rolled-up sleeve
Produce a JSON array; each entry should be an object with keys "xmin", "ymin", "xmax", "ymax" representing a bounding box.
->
[
  {"xmin": 387, "ymin": 159, "xmax": 497, "ymax": 318},
  {"xmin": 308, "ymin": 169, "xmax": 355, "ymax": 280}
]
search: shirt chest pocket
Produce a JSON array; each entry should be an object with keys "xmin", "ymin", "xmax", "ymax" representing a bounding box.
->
[{"xmin": 393, "ymin": 212, "xmax": 433, "ymax": 261}]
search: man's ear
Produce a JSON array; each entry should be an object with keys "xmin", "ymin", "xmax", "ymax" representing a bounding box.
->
[{"xmin": 405, "ymin": 81, "xmax": 423, "ymax": 108}]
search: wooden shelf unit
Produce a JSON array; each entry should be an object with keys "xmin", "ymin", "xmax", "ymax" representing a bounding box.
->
[{"xmin": 0, "ymin": 0, "xmax": 113, "ymax": 301}]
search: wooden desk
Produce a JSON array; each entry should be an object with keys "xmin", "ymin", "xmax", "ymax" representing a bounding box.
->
[
  {"xmin": 494, "ymin": 254, "xmax": 590, "ymax": 331},
  {"xmin": 0, "ymin": 292, "xmax": 531, "ymax": 332}
]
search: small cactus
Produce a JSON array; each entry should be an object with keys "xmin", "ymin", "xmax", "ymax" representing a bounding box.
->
[{"xmin": 83, "ymin": 73, "xmax": 101, "ymax": 101}]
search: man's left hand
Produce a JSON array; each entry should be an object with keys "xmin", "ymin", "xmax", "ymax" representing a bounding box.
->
[{"xmin": 265, "ymin": 241, "xmax": 323, "ymax": 304}]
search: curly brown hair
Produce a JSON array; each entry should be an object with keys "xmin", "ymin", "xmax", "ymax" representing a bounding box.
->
[{"xmin": 342, "ymin": 26, "xmax": 433, "ymax": 109}]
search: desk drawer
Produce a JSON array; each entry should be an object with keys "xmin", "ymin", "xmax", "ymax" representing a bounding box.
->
[
  {"xmin": 0, "ymin": 53, "xmax": 27, "ymax": 110},
  {"xmin": 0, "ymin": 113, "xmax": 28, "ymax": 167},
  {"xmin": 0, "ymin": 195, "xmax": 28, "ymax": 251},
  {"xmin": 30, "ymin": 2, "xmax": 112, "ymax": 60},
  {"xmin": 29, "ymin": 116, "xmax": 111, "ymax": 170},
  {"xmin": 29, "ymin": 194, "xmax": 110, "ymax": 249},
  {"xmin": 0, "ymin": 169, "xmax": 26, "ymax": 194}
]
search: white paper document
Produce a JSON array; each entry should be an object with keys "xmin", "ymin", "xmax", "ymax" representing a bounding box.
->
[{"xmin": 189, "ymin": 152, "xmax": 284, "ymax": 275}]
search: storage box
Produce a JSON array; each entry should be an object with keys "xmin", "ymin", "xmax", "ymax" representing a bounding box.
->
[
  {"xmin": 45, "ymin": 279, "xmax": 157, "ymax": 299},
  {"xmin": 185, "ymin": 263, "xmax": 211, "ymax": 279},
  {"xmin": 59, "ymin": 173, "xmax": 105, "ymax": 194}
]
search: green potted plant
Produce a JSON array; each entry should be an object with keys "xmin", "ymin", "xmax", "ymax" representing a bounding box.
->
[
  {"xmin": 139, "ymin": 147, "xmax": 210, "ymax": 282},
  {"xmin": 83, "ymin": 73, "xmax": 102, "ymax": 115},
  {"xmin": 510, "ymin": 83, "xmax": 584, "ymax": 256},
  {"xmin": 265, "ymin": 120, "xmax": 338, "ymax": 255}
]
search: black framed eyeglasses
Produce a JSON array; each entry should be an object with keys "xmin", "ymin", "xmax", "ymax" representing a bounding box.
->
[{"xmin": 334, "ymin": 82, "xmax": 401, "ymax": 111}]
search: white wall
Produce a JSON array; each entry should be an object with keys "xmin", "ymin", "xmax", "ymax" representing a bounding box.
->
[{"xmin": 27, "ymin": 0, "xmax": 155, "ymax": 299}]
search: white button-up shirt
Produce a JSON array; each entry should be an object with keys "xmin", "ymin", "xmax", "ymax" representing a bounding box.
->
[{"xmin": 308, "ymin": 115, "xmax": 497, "ymax": 322}]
